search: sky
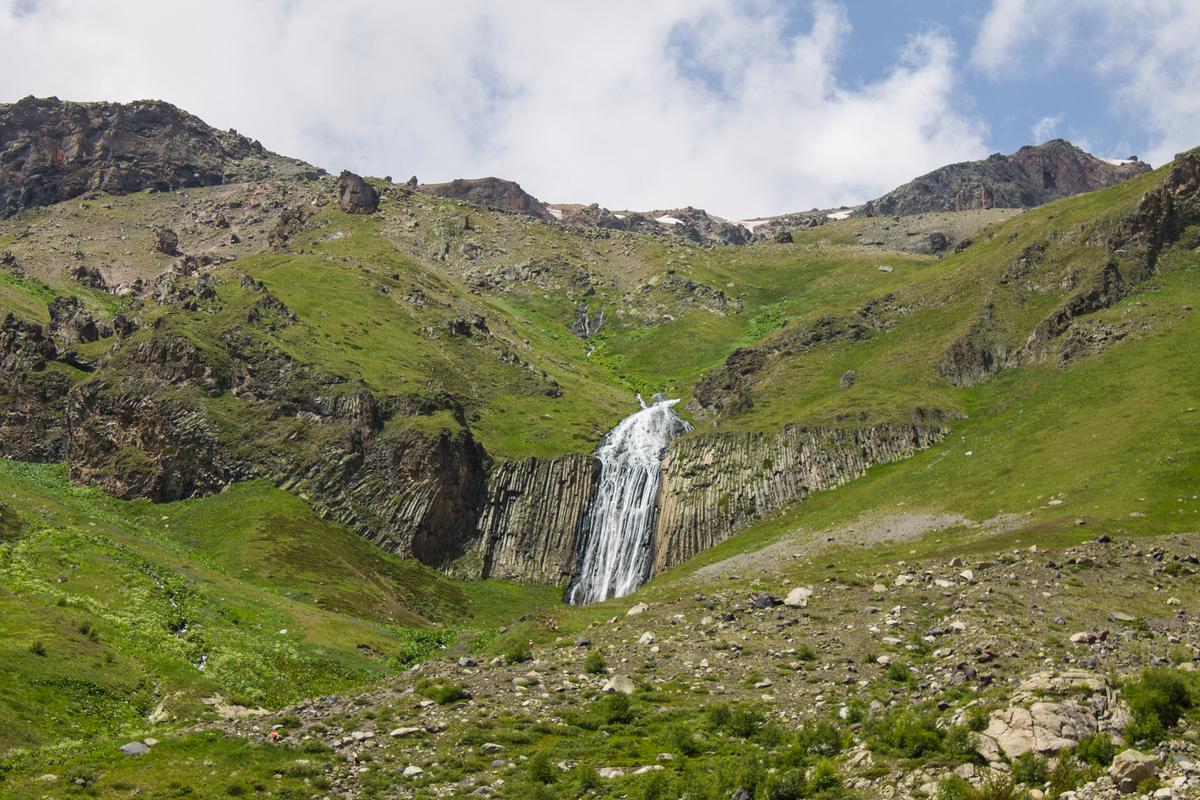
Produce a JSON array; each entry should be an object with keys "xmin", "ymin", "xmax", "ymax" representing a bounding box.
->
[{"xmin": 2, "ymin": 0, "xmax": 1198, "ymax": 219}]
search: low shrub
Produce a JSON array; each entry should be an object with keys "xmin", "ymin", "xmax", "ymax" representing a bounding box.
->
[
  {"xmin": 583, "ymin": 649, "xmax": 606, "ymax": 674},
  {"xmin": 1123, "ymin": 668, "xmax": 1196, "ymax": 745},
  {"xmin": 1010, "ymin": 750, "xmax": 1047, "ymax": 785},
  {"xmin": 415, "ymin": 678, "xmax": 471, "ymax": 705}
]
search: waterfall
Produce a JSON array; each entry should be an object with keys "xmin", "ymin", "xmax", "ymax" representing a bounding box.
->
[{"xmin": 566, "ymin": 393, "xmax": 692, "ymax": 605}]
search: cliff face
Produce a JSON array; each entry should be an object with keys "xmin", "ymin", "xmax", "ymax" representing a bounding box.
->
[
  {"xmin": 0, "ymin": 301, "xmax": 944, "ymax": 585},
  {"xmin": 466, "ymin": 455, "xmax": 597, "ymax": 583},
  {"xmin": 653, "ymin": 423, "xmax": 944, "ymax": 572},
  {"xmin": 861, "ymin": 140, "xmax": 1151, "ymax": 217}
]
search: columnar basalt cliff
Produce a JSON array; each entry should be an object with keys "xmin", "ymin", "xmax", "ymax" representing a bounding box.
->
[
  {"xmin": 466, "ymin": 454, "xmax": 598, "ymax": 583},
  {"xmin": 652, "ymin": 423, "xmax": 945, "ymax": 573}
]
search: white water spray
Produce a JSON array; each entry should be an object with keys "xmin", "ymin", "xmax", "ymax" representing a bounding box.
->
[{"xmin": 567, "ymin": 394, "xmax": 691, "ymax": 605}]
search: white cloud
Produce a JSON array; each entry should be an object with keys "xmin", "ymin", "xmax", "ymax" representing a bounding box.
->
[
  {"xmin": 0, "ymin": 0, "xmax": 987, "ymax": 217},
  {"xmin": 973, "ymin": 0, "xmax": 1200, "ymax": 165},
  {"xmin": 1030, "ymin": 113, "xmax": 1064, "ymax": 143}
]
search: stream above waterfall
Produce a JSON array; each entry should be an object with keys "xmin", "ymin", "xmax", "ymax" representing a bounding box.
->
[{"xmin": 566, "ymin": 394, "xmax": 691, "ymax": 605}]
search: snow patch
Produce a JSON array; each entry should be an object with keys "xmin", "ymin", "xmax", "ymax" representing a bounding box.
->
[
  {"xmin": 655, "ymin": 215, "xmax": 683, "ymax": 225},
  {"xmin": 546, "ymin": 206, "xmax": 564, "ymax": 220},
  {"xmin": 826, "ymin": 210, "xmax": 853, "ymax": 220}
]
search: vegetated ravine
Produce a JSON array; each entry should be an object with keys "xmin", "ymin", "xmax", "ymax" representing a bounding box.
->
[{"xmin": 566, "ymin": 394, "xmax": 691, "ymax": 604}]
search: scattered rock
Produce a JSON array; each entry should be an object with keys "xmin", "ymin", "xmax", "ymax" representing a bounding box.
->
[
  {"xmin": 152, "ymin": 227, "xmax": 179, "ymax": 255},
  {"xmin": 784, "ymin": 587, "xmax": 813, "ymax": 608},
  {"xmin": 603, "ymin": 675, "xmax": 636, "ymax": 695}
]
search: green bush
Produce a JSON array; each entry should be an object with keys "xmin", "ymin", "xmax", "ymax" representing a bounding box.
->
[
  {"xmin": 1124, "ymin": 668, "xmax": 1196, "ymax": 744},
  {"xmin": 669, "ymin": 722, "xmax": 702, "ymax": 756},
  {"xmin": 1074, "ymin": 732, "xmax": 1117, "ymax": 768},
  {"xmin": 28, "ymin": 640, "xmax": 45, "ymax": 656},
  {"xmin": 598, "ymin": 692, "xmax": 634, "ymax": 725},
  {"xmin": 792, "ymin": 718, "xmax": 847, "ymax": 758},
  {"xmin": 766, "ymin": 768, "xmax": 807, "ymax": 800},
  {"xmin": 935, "ymin": 775, "xmax": 972, "ymax": 800},
  {"xmin": 1010, "ymin": 751, "xmax": 1047, "ymax": 785},
  {"xmin": 583, "ymin": 649, "xmax": 606, "ymax": 674},
  {"xmin": 706, "ymin": 703, "xmax": 732, "ymax": 730},
  {"xmin": 504, "ymin": 642, "xmax": 533, "ymax": 664},
  {"xmin": 808, "ymin": 758, "xmax": 841, "ymax": 793},
  {"xmin": 864, "ymin": 709, "xmax": 943, "ymax": 758},
  {"xmin": 1048, "ymin": 754, "xmax": 1090, "ymax": 796},
  {"xmin": 727, "ymin": 705, "xmax": 764, "ymax": 739},
  {"xmin": 415, "ymin": 678, "xmax": 471, "ymax": 705},
  {"xmin": 527, "ymin": 750, "xmax": 556, "ymax": 784}
]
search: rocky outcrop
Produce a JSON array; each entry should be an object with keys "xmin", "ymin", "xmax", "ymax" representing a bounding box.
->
[
  {"xmin": 653, "ymin": 423, "xmax": 943, "ymax": 571},
  {"xmin": 416, "ymin": 177, "xmax": 552, "ymax": 221},
  {"xmin": 975, "ymin": 670, "xmax": 1130, "ymax": 763},
  {"xmin": 152, "ymin": 227, "xmax": 180, "ymax": 255},
  {"xmin": 47, "ymin": 295, "xmax": 103, "ymax": 345},
  {"xmin": 337, "ymin": 171, "xmax": 379, "ymax": 214},
  {"xmin": 646, "ymin": 207, "xmax": 751, "ymax": 246},
  {"xmin": 862, "ymin": 140, "xmax": 1151, "ymax": 217},
  {"xmin": 64, "ymin": 378, "xmax": 248, "ymax": 500},
  {"xmin": 0, "ymin": 96, "xmax": 317, "ymax": 218},
  {"xmin": 0, "ymin": 314, "xmax": 72, "ymax": 461}
]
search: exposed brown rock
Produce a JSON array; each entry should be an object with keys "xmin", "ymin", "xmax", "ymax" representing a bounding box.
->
[
  {"xmin": 416, "ymin": 176, "xmax": 552, "ymax": 220},
  {"xmin": 337, "ymin": 171, "xmax": 379, "ymax": 214},
  {"xmin": 0, "ymin": 96, "xmax": 317, "ymax": 218}
]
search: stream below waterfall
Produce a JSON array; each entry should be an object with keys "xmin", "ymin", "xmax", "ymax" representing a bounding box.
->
[{"xmin": 566, "ymin": 394, "xmax": 691, "ymax": 605}]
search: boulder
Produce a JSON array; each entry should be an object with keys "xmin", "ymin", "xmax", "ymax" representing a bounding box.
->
[
  {"xmin": 784, "ymin": 587, "xmax": 813, "ymax": 607},
  {"xmin": 602, "ymin": 675, "xmax": 635, "ymax": 695},
  {"xmin": 626, "ymin": 602, "xmax": 649, "ymax": 617},
  {"xmin": 152, "ymin": 227, "xmax": 180, "ymax": 255},
  {"xmin": 337, "ymin": 171, "xmax": 380, "ymax": 214},
  {"xmin": 1109, "ymin": 749, "xmax": 1156, "ymax": 793},
  {"xmin": 47, "ymin": 295, "xmax": 101, "ymax": 344},
  {"xmin": 119, "ymin": 741, "xmax": 149, "ymax": 756}
]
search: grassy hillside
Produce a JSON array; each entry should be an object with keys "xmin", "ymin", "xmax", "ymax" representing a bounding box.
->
[{"xmin": 0, "ymin": 461, "xmax": 557, "ymax": 752}]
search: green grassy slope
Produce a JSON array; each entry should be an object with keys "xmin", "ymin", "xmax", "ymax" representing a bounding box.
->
[{"xmin": 0, "ymin": 461, "xmax": 556, "ymax": 752}]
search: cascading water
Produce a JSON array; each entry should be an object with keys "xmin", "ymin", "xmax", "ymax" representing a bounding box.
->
[{"xmin": 566, "ymin": 393, "xmax": 692, "ymax": 605}]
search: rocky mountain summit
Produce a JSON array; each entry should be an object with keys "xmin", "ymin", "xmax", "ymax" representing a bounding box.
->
[
  {"xmin": 415, "ymin": 176, "xmax": 554, "ymax": 220},
  {"xmin": 862, "ymin": 140, "xmax": 1152, "ymax": 216},
  {"xmin": 0, "ymin": 96, "xmax": 319, "ymax": 218}
]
